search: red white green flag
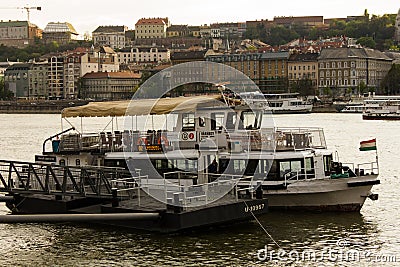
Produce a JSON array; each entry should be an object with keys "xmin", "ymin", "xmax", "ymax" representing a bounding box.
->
[{"xmin": 359, "ymin": 139, "xmax": 377, "ymax": 151}]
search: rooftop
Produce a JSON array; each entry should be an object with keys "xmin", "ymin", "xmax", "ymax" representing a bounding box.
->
[
  {"xmin": 136, "ymin": 18, "xmax": 168, "ymax": 26},
  {"xmin": 82, "ymin": 71, "xmax": 141, "ymax": 79},
  {"xmin": 43, "ymin": 22, "xmax": 78, "ymax": 35},
  {"xmin": 93, "ymin": 26, "xmax": 127, "ymax": 33},
  {"xmin": 319, "ymin": 47, "xmax": 392, "ymax": 60}
]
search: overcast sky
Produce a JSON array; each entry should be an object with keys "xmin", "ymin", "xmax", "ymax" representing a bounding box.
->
[{"xmin": 0, "ymin": 0, "xmax": 398, "ymax": 36}]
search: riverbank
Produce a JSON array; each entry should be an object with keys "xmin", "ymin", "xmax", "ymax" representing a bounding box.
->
[
  {"xmin": 0, "ymin": 100, "xmax": 89, "ymax": 114},
  {"xmin": 0, "ymin": 100, "xmax": 339, "ymax": 114}
]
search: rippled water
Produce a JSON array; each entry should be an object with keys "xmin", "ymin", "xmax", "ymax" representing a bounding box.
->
[{"xmin": 0, "ymin": 113, "xmax": 398, "ymax": 266}]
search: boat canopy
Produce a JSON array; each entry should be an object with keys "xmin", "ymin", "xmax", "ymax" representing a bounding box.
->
[{"xmin": 62, "ymin": 95, "xmax": 222, "ymax": 118}]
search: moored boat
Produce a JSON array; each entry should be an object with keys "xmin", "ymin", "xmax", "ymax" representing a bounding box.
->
[{"xmin": 2, "ymin": 94, "xmax": 378, "ymax": 213}]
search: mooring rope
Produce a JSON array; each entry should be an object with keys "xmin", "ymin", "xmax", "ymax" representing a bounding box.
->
[{"xmin": 243, "ymin": 200, "xmax": 280, "ymax": 248}]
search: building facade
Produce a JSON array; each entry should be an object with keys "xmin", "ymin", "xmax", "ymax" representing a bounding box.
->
[
  {"xmin": 166, "ymin": 25, "xmax": 189, "ymax": 37},
  {"xmin": 4, "ymin": 63, "xmax": 32, "ymax": 98},
  {"xmin": 81, "ymin": 71, "xmax": 141, "ymax": 100},
  {"xmin": 28, "ymin": 62, "xmax": 48, "ymax": 99},
  {"xmin": 92, "ymin": 26, "xmax": 128, "ymax": 49},
  {"xmin": 42, "ymin": 22, "xmax": 78, "ymax": 45},
  {"xmin": 318, "ymin": 48, "xmax": 393, "ymax": 94},
  {"xmin": 288, "ymin": 53, "xmax": 319, "ymax": 94},
  {"xmin": 0, "ymin": 20, "xmax": 41, "ymax": 48},
  {"xmin": 206, "ymin": 52, "xmax": 290, "ymax": 93},
  {"xmin": 135, "ymin": 18, "xmax": 169, "ymax": 39},
  {"xmin": 118, "ymin": 46, "xmax": 170, "ymax": 64}
]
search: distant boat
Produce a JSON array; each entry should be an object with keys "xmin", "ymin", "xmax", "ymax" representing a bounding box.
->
[
  {"xmin": 238, "ymin": 92, "xmax": 313, "ymax": 114},
  {"xmin": 363, "ymin": 96, "xmax": 400, "ymax": 120}
]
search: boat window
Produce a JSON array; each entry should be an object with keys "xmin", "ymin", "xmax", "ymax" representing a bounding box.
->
[
  {"xmin": 323, "ymin": 155, "xmax": 333, "ymax": 176},
  {"xmin": 279, "ymin": 160, "xmax": 302, "ymax": 178},
  {"xmin": 211, "ymin": 113, "xmax": 224, "ymax": 130},
  {"xmin": 305, "ymin": 157, "xmax": 315, "ymax": 178},
  {"xmin": 182, "ymin": 113, "xmax": 195, "ymax": 131},
  {"xmin": 239, "ymin": 111, "xmax": 261, "ymax": 130},
  {"xmin": 233, "ymin": 160, "xmax": 246, "ymax": 174},
  {"xmin": 151, "ymin": 159, "xmax": 197, "ymax": 174},
  {"xmin": 305, "ymin": 157, "xmax": 313, "ymax": 172},
  {"xmin": 244, "ymin": 159, "xmax": 259, "ymax": 176},
  {"xmin": 226, "ymin": 112, "xmax": 236, "ymax": 130},
  {"xmin": 59, "ymin": 159, "xmax": 65, "ymax": 166},
  {"xmin": 76, "ymin": 159, "xmax": 80, "ymax": 166},
  {"xmin": 198, "ymin": 117, "xmax": 205, "ymax": 127}
]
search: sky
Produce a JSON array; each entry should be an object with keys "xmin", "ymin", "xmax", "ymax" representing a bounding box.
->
[{"xmin": 0, "ymin": 0, "xmax": 398, "ymax": 37}]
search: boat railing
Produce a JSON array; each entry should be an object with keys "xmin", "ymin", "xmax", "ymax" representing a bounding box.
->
[
  {"xmin": 163, "ymin": 171, "xmax": 198, "ymax": 185},
  {"xmin": 123, "ymin": 172, "xmax": 252, "ymax": 208},
  {"xmin": 0, "ymin": 160, "xmax": 131, "ymax": 198},
  {"xmin": 274, "ymin": 127, "xmax": 327, "ymax": 150},
  {"xmin": 283, "ymin": 168, "xmax": 317, "ymax": 186},
  {"xmin": 356, "ymin": 162, "xmax": 379, "ymax": 176}
]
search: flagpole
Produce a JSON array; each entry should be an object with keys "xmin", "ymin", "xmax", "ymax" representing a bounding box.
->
[{"xmin": 375, "ymin": 139, "xmax": 379, "ymax": 174}]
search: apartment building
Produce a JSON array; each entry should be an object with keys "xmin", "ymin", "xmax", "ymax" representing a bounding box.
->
[
  {"xmin": 0, "ymin": 20, "xmax": 41, "ymax": 48},
  {"xmin": 166, "ymin": 25, "xmax": 190, "ymax": 37},
  {"xmin": 318, "ymin": 47, "xmax": 392, "ymax": 93},
  {"xmin": 135, "ymin": 18, "xmax": 169, "ymax": 39},
  {"xmin": 206, "ymin": 52, "xmax": 290, "ymax": 93},
  {"xmin": 118, "ymin": 46, "xmax": 170, "ymax": 64},
  {"xmin": 92, "ymin": 25, "xmax": 128, "ymax": 49},
  {"xmin": 288, "ymin": 53, "xmax": 319, "ymax": 92},
  {"xmin": 28, "ymin": 62, "xmax": 48, "ymax": 99},
  {"xmin": 81, "ymin": 71, "xmax": 141, "ymax": 100},
  {"xmin": 3, "ymin": 63, "xmax": 32, "ymax": 98}
]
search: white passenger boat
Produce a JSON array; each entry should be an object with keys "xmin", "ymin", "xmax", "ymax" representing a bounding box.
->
[
  {"xmin": 28, "ymin": 94, "xmax": 380, "ymax": 212},
  {"xmin": 239, "ymin": 92, "xmax": 313, "ymax": 114},
  {"xmin": 363, "ymin": 96, "xmax": 400, "ymax": 120}
]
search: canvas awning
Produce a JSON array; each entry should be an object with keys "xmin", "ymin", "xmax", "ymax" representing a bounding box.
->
[{"xmin": 62, "ymin": 95, "xmax": 222, "ymax": 118}]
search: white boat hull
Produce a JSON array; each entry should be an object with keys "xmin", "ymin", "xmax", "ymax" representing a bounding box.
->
[{"xmin": 262, "ymin": 175, "xmax": 379, "ymax": 211}]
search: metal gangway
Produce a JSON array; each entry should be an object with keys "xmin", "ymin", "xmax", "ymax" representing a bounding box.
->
[{"xmin": 0, "ymin": 160, "xmax": 134, "ymax": 199}]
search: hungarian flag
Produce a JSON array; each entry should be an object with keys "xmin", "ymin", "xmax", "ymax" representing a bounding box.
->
[{"xmin": 359, "ymin": 139, "xmax": 377, "ymax": 151}]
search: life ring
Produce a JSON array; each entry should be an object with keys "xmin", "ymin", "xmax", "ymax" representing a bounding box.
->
[
  {"xmin": 158, "ymin": 135, "xmax": 169, "ymax": 147},
  {"xmin": 137, "ymin": 137, "xmax": 148, "ymax": 146}
]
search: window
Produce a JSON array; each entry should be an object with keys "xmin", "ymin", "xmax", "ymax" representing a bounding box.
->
[
  {"xmin": 226, "ymin": 112, "xmax": 236, "ymax": 130},
  {"xmin": 211, "ymin": 113, "xmax": 225, "ymax": 130},
  {"xmin": 238, "ymin": 110, "xmax": 261, "ymax": 130},
  {"xmin": 279, "ymin": 160, "xmax": 302, "ymax": 179},
  {"xmin": 182, "ymin": 113, "xmax": 195, "ymax": 131}
]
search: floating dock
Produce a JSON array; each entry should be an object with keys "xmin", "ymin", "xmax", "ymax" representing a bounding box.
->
[{"xmin": 0, "ymin": 160, "xmax": 268, "ymax": 232}]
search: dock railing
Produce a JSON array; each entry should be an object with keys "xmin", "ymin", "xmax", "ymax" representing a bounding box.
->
[
  {"xmin": 124, "ymin": 172, "xmax": 251, "ymax": 208},
  {"xmin": 0, "ymin": 160, "xmax": 131, "ymax": 198}
]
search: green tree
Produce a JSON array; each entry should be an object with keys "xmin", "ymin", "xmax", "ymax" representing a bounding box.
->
[
  {"xmin": 265, "ymin": 26, "xmax": 299, "ymax": 46},
  {"xmin": 381, "ymin": 64, "xmax": 400, "ymax": 95},
  {"xmin": 357, "ymin": 37, "xmax": 376, "ymax": 48},
  {"xmin": 0, "ymin": 78, "xmax": 13, "ymax": 100}
]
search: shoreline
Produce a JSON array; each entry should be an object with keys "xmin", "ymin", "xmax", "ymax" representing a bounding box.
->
[{"xmin": 0, "ymin": 101, "xmax": 338, "ymax": 114}]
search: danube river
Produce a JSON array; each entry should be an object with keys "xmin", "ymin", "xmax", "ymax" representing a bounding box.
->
[{"xmin": 0, "ymin": 113, "xmax": 398, "ymax": 266}]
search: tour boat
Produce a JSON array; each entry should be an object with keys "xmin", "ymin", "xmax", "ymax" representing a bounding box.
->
[
  {"xmin": 238, "ymin": 92, "xmax": 313, "ymax": 114},
  {"xmin": 14, "ymin": 94, "xmax": 379, "ymax": 213},
  {"xmin": 363, "ymin": 96, "xmax": 400, "ymax": 120}
]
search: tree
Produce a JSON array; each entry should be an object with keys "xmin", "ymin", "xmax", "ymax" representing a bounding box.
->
[
  {"xmin": 381, "ymin": 64, "xmax": 400, "ymax": 95},
  {"xmin": 357, "ymin": 37, "xmax": 376, "ymax": 48},
  {"xmin": 0, "ymin": 78, "xmax": 13, "ymax": 100}
]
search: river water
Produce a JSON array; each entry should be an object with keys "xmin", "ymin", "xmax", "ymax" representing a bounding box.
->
[{"xmin": 0, "ymin": 113, "xmax": 398, "ymax": 266}]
